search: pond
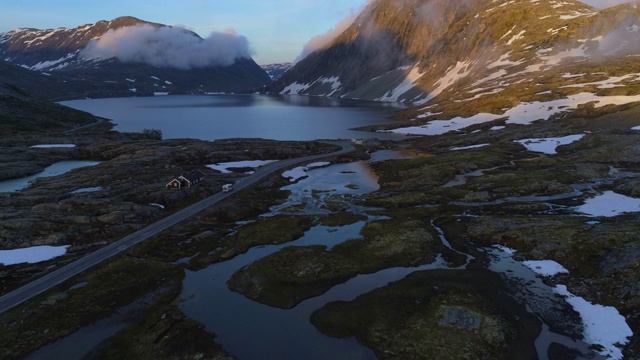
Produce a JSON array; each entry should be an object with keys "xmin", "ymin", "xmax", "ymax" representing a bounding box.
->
[{"xmin": 0, "ymin": 161, "xmax": 100, "ymax": 193}]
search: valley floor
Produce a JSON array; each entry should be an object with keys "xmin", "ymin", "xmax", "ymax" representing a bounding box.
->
[{"xmin": 1, "ymin": 103, "xmax": 640, "ymax": 359}]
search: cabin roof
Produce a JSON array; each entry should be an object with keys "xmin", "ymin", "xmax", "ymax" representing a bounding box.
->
[{"xmin": 180, "ymin": 169, "xmax": 205, "ymax": 183}]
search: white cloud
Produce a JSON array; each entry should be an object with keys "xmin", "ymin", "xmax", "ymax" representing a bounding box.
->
[
  {"xmin": 296, "ymin": 15, "xmax": 357, "ymax": 61},
  {"xmin": 80, "ymin": 24, "xmax": 252, "ymax": 69}
]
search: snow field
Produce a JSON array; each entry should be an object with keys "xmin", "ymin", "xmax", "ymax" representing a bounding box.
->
[
  {"xmin": 0, "ymin": 245, "xmax": 70, "ymax": 266},
  {"xmin": 207, "ymin": 160, "xmax": 277, "ymax": 174}
]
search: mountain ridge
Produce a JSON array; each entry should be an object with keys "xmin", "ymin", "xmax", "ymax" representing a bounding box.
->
[
  {"xmin": 0, "ymin": 16, "xmax": 271, "ymax": 99},
  {"xmin": 272, "ymin": 0, "xmax": 640, "ymax": 129}
]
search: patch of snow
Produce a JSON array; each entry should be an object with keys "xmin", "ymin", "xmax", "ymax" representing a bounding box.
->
[
  {"xmin": 499, "ymin": 27, "xmax": 514, "ymax": 40},
  {"xmin": 462, "ymin": 88, "xmax": 505, "ymax": 101},
  {"xmin": 514, "ymin": 134, "xmax": 584, "ymax": 155},
  {"xmin": 154, "ymin": 92, "xmax": 169, "ymax": 96},
  {"xmin": 126, "ymin": 78, "xmax": 136, "ymax": 83},
  {"xmin": 450, "ymin": 144, "xmax": 489, "ymax": 151},
  {"xmin": 378, "ymin": 64, "xmax": 425, "ymax": 102},
  {"xmin": 282, "ymin": 162, "xmax": 330, "ymax": 182},
  {"xmin": 165, "ymin": 80, "xmax": 172, "ymax": 85},
  {"xmin": 416, "ymin": 112, "xmax": 443, "ymax": 119},
  {"xmin": 393, "ymin": 93, "xmax": 640, "ymax": 136},
  {"xmin": 0, "ymin": 245, "xmax": 70, "ymax": 266},
  {"xmin": 554, "ymin": 285, "xmax": 632, "ymax": 360},
  {"xmin": 129, "ymin": 88, "xmax": 137, "ymax": 93},
  {"xmin": 540, "ymin": 45, "xmax": 588, "ymax": 65},
  {"xmin": 471, "ymin": 70, "xmax": 507, "ymax": 87},
  {"xmin": 281, "ymin": 82, "xmax": 310, "ymax": 95},
  {"xmin": 506, "ymin": 30, "xmax": 526, "ymax": 45},
  {"xmin": 431, "ymin": 61, "xmax": 472, "ymax": 97},
  {"xmin": 488, "ymin": 53, "xmax": 525, "ymax": 69},
  {"xmin": 28, "ymin": 53, "xmax": 75, "ymax": 71},
  {"xmin": 523, "ymin": 260, "xmax": 569, "ymax": 276},
  {"xmin": 318, "ymin": 76, "xmax": 343, "ymax": 97},
  {"xmin": 30, "ymin": 144, "xmax": 76, "ymax": 148},
  {"xmin": 562, "ymin": 73, "xmax": 586, "ymax": 78},
  {"xmin": 560, "ymin": 74, "xmax": 640, "ymax": 89},
  {"xmin": 207, "ymin": 160, "xmax": 277, "ymax": 174},
  {"xmin": 575, "ymin": 191, "xmax": 640, "ymax": 217},
  {"xmin": 632, "ymin": 125, "xmax": 640, "ymax": 130},
  {"xmin": 535, "ymin": 90, "xmax": 552, "ymax": 95},
  {"xmin": 71, "ymin": 187, "xmax": 103, "ymax": 194},
  {"xmin": 149, "ymin": 203, "xmax": 165, "ymax": 209},
  {"xmin": 493, "ymin": 244, "xmax": 516, "ymax": 255},
  {"xmin": 490, "ymin": 126, "xmax": 506, "ymax": 131},
  {"xmin": 150, "ymin": 76, "xmax": 160, "ymax": 80},
  {"xmin": 559, "ymin": 10, "xmax": 596, "ymax": 20}
]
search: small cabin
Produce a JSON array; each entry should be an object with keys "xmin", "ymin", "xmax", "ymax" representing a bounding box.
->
[
  {"xmin": 166, "ymin": 169, "xmax": 206, "ymax": 189},
  {"xmin": 222, "ymin": 183, "xmax": 234, "ymax": 192}
]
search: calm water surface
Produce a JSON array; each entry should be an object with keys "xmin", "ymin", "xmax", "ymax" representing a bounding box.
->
[
  {"xmin": 0, "ymin": 161, "xmax": 100, "ymax": 193},
  {"xmin": 61, "ymin": 95, "xmax": 406, "ymax": 141}
]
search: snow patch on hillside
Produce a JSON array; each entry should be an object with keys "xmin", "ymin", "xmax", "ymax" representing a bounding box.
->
[
  {"xmin": 576, "ymin": 191, "xmax": 640, "ymax": 217},
  {"xmin": 488, "ymin": 53, "xmax": 525, "ymax": 69},
  {"xmin": 514, "ymin": 134, "xmax": 584, "ymax": 154},
  {"xmin": 208, "ymin": 160, "xmax": 277, "ymax": 174},
  {"xmin": 378, "ymin": 64, "xmax": 425, "ymax": 102},
  {"xmin": 424, "ymin": 61, "xmax": 473, "ymax": 103},
  {"xmin": 450, "ymin": 144, "xmax": 489, "ymax": 151},
  {"xmin": 281, "ymin": 76, "xmax": 342, "ymax": 96},
  {"xmin": 555, "ymin": 285, "xmax": 632, "ymax": 360},
  {"xmin": 506, "ymin": 30, "xmax": 526, "ymax": 45},
  {"xmin": 523, "ymin": 260, "xmax": 569, "ymax": 276},
  {"xmin": 281, "ymin": 82, "xmax": 311, "ymax": 95},
  {"xmin": 318, "ymin": 76, "xmax": 343, "ymax": 96},
  {"xmin": 393, "ymin": 93, "xmax": 640, "ymax": 135},
  {"xmin": 561, "ymin": 74, "xmax": 640, "ymax": 89},
  {"xmin": 541, "ymin": 45, "xmax": 589, "ymax": 65},
  {"xmin": 0, "ymin": 245, "xmax": 70, "ymax": 266},
  {"xmin": 28, "ymin": 53, "xmax": 76, "ymax": 71},
  {"xmin": 282, "ymin": 162, "xmax": 330, "ymax": 182}
]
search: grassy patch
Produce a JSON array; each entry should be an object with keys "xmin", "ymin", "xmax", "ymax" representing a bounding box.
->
[{"xmin": 227, "ymin": 217, "xmax": 439, "ymax": 308}]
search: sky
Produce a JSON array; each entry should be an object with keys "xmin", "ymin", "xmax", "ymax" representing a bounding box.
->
[
  {"xmin": 0, "ymin": 0, "xmax": 636, "ymax": 65},
  {"xmin": 0, "ymin": 0, "xmax": 368, "ymax": 65}
]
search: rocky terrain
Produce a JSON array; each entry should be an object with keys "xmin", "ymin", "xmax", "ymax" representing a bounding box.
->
[{"xmin": 1, "ymin": 1, "xmax": 640, "ymax": 359}]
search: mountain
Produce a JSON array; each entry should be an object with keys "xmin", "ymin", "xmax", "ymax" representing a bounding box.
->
[
  {"xmin": 0, "ymin": 16, "xmax": 271, "ymax": 99},
  {"xmin": 272, "ymin": 0, "xmax": 640, "ymax": 129},
  {"xmin": 0, "ymin": 62, "xmax": 98, "ymax": 135},
  {"xmin": 261, "ymin": 63, "xmax": 293, "ymax": 80}
]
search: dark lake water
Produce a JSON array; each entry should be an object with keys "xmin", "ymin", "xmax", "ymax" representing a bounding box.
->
[{"xmin": 61, "ymin": 95, "xmax": 406, "ymax": 141}]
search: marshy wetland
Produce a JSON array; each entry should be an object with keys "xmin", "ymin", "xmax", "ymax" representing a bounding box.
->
[{"xmin": 1, "ymin": 97, "xmax": 639, "ymax": 359}]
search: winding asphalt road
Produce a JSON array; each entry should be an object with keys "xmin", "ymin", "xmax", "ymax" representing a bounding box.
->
[{"xmin": 0, "ymin": 141, "xmax": 354, "ymax": 314}]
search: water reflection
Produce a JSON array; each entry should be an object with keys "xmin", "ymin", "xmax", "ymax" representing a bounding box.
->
[{"xmin": 61, "ymin": 95, "xmax": 407, "ymax": 141}]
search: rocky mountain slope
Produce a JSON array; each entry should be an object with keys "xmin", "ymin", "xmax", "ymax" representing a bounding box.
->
[
  {"xmin": 273, "ymin": 0, "xmax": 640, "ymax": 131},
  {"xmin": 0, "ymin": 16, "xmax": 271, "ymax": 99},
  {"xmin": 0, "ymin": 63, "xmax": 99, "ymax": 134}
]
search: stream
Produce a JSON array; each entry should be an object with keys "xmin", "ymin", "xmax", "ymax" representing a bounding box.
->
[
  {"xmin": 180, "ymin": 151, "xmax": 622, "ymax": 359},
  {"xmin": 24, "ymin": 151, "xmax": 631, "ymax": 359}
]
